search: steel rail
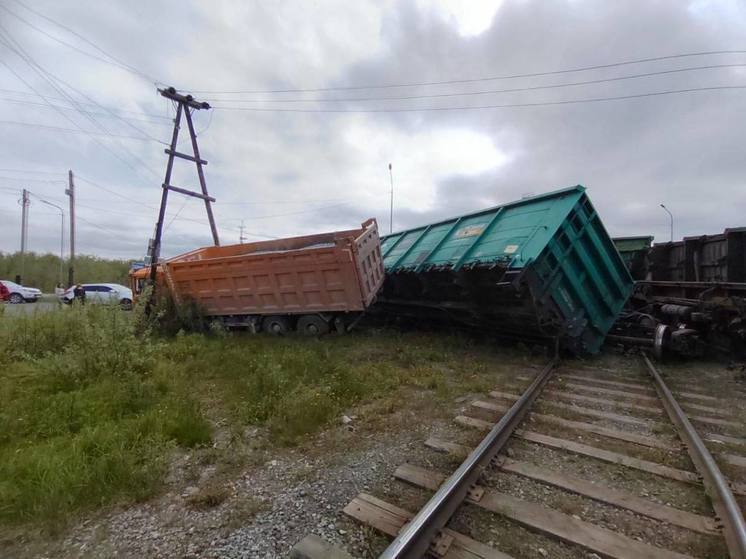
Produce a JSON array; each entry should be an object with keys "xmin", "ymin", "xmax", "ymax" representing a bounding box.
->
[
  {"xmin": 379, "ymin": 360, "xmax": 557, "ymax": 559},
  {"xmin": 643, "ymin": 354, "xmax": 746, "ymax": 559}
]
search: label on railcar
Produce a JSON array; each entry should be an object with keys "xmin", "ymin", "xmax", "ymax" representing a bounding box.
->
[
  {"xmin": 455, "ymin": 224, "xmax": 486, "ymax": 238},
  {"xmin": 503, "ymin": 244, "xmax": 519, "ymax": 254}
]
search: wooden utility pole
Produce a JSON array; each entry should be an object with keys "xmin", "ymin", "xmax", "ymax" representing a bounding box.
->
[
  {"xmin": 20, "ymin": 188, "xmax": 29, "ymax": 283},
  {"xmin": 148, "ymin": 87, "xmax": 218, "ymax": 289},
  {"xmin": 65, "ymin": 170, "xmax": 76, "ymax": 286},
  {"xmin": 239, "ymin": 219, "xmax": 247, "ymax": 244}
]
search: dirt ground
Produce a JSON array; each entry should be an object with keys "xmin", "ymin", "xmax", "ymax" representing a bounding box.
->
[{"xmin": 2, "ymin": 350, "xmax": 745, "ymax": 559}]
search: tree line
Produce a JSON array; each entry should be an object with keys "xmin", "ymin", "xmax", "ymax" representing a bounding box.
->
[{"xmin": 0, "ymin": 252, "xmax": 134, "ymax": 292}]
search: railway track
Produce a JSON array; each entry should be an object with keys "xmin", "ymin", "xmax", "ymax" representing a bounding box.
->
[{"xmin": 338, "ymin": 357, "xmax": 746, "ymax": 559}]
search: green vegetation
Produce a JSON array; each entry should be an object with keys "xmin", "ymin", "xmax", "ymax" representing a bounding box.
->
[
  {"xmin": 0, "ymin": 251, "xmax": 133, "ymax": 291},
  {"xmin": 0, "ymin": 304, "xmax": 529, "ymax": 532}
]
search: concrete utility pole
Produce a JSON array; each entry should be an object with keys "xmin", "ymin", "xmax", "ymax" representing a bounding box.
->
[
  {"xmin": 388, "ymin": 163, "xmax": 394, "ymax": 234},
  {"xmin": 66, "ymin": 169, "xmax": 76, "ymax": 286},
  {"xmin": 20, "ymin": 188, "xmax": 29, "ymax": 283}
]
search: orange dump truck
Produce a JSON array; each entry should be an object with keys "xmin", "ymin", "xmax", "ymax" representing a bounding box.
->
[{"xmin": 130, "ymin": 219, "xmax": 384, "ymax": 334}]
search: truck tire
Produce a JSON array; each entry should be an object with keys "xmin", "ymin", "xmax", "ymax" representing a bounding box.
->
[
  {"xmin": 262, "ymin": 315, "xmax": 290, "ymax": 335},
  {"xmin": 297, "ymin": 315, "xmax": 329, "ymax": 336}
]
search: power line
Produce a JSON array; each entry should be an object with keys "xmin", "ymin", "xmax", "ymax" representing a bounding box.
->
[
  {"xmin": 0, "ymin": 88, "xmax": 171, "ymax": 119},
  {"xmin": 75, "ymin": 175, "xmax": 158, "ymax": 209},
  {"xmin": 206, "ymin": 63, "xmax": 746, "ymax": 104},
  {"xmin": 218, "ymin": 196, "xmax": 350, "ymax": 205},
  {"xmin": 6, "ymin": 0, "xmax": 159, "ymax": 83},
  {"xmin": 1, "ymin": 97, "xmax": 171, "ymax": 125},
  {"xmin": 0, "ymin": 30, "xmax": 158, "ymax": 180},
  {"xmin": 0, "ymin": 24, "xmax": 166, "ymax": 182},
  {"xmin": 0, "ymin": 119, "xmax": 163, "ymax": 141},
  {"xmin": 239, "ymin": 202, "xmax": 349, "ymax": 219},
  {"xmin": 211, "ymin": 84, "xmax": 746, "ymax": 113},
  {"xmin": 189, "ymin": 50, "xmax": 746, "ymax": 94},
  {"xmin": 0, "ymin": 168, "xmax": 64, "ymax": 175},
  {"xmin": 0, "ymin": 28, "xmax": 118, "ymax": 137},
  {"xmin": 163, "ymin": 197, "xmax": 190, "ymax": 233}
]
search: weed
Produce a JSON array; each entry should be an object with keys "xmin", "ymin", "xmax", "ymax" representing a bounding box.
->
[
  {"xmin": 185, "ymin": 482, "xmax": 230, "ymax": 510},
  {"xmin": 223, "ymin": 496, "xmax": 266, "ymax": 531}
]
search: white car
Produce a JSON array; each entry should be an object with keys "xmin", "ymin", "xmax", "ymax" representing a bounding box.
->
[
  {"xmin": 61, "ymin": 283, "xmax": 133, "ymax": 309},
  {"xmin": 0, "ymin": 280, "xmax": 42, "ymax": 304}
]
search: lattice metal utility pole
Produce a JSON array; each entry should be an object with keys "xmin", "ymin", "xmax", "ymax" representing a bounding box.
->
[
  {"xmin": 149, "ymin": 87, "xmax": 219, "ymax": 288},
  {"xmin": 66, "ymin": 170, "xmax": 76, "ymax": 286}
]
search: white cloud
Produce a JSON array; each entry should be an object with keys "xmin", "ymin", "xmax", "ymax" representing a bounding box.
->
[
  {"xmin": 343, "ymin": 116, "xmax": 509, "ymax": 209},
  {"xmin": 418, "ymin": 0, "xmax": 504, "ymax": 36}
]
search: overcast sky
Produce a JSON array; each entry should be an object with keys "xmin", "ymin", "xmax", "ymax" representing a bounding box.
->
[{"xmin": 1, "ymin": 0, "xmax": 745, "ymax": 260}]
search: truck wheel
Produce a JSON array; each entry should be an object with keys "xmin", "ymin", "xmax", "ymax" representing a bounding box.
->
[
  {"xmin": 297, "ymin": 315, "xmax": 329, "ymax": 336},
  {"xmin": 262, "ymin": 315, "xmax": 290, "ymax": 335}
]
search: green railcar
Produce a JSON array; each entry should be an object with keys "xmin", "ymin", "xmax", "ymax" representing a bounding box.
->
[
  {"xmin": 613, "ymin": 236, "xmax": 654, "ymax": 280},
  {"xmin": 379, "ymin": 185, "xmax": 634, "ymax": 354}
]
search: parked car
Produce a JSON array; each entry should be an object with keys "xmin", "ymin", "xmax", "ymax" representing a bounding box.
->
[
  {"xmin": 60, "ymin": 283, "xmax": 133, "ymax": 309},
  {"xmin": 0, "ymin": 280, "xmax": 42, "ymax": 304}
]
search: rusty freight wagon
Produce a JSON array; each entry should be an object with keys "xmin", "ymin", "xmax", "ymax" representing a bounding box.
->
[
  {"xmin": 378, "ymin": 186, "xmax": 634, "ymax": 354},
  {"xmin": 131, "ymin": 219, "xmax": 384, "ymax": 334}
]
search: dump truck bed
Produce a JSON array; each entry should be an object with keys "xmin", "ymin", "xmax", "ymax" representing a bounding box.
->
[{"xmin": 153, "ymin": 219, "xmax": 384, "ymax": 318}]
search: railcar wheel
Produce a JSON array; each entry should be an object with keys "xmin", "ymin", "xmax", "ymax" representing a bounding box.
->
[
  {"xmin": 654, "ymin": 323, "xmax": 670, "ymax": 360},
  {"xmin": 297, "ymin": 315, "xmax": 329, "ymax": 336},
  {"xmin": 262, "ymin": 315, "xmax": 290, "ymax": 335}
]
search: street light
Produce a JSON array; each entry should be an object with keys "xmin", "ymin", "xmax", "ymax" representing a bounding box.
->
[
  {"xmin": 40, "ymin": 199, "xmax": 65, "ymax": 285},
  {"xmin": 660, "ymin": 203, "xmax": 673, "ymax": 242},
  {"xmin": 388, "ymin": 163, "xmax": 394, "ymax": 234}
]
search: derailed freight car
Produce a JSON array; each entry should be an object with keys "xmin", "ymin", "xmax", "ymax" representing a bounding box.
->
[
  {"xmin": 609, "ymin": 228, "xmax": 746, "ymax": 358},
  {"xmin": 378, "ymin": 186, "xmax": 634, "ymax": 354},
  {"xmin": 131, "ymin": 219, "xmax": 384, "ymax": 334}
]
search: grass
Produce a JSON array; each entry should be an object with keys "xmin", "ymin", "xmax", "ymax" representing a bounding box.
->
[{"xmin": 0, "ymin": 302, "xmax": 532, "ymax": 533}]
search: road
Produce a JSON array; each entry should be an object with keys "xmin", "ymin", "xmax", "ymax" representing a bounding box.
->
[{"xmin": 2, "ymin": 296, "xmax": 62, "ymax": 316}]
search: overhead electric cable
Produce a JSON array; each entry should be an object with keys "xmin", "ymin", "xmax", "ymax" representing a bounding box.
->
[
  {"xmin": 0, "ymin": 120, "xmax": 164, "ymax": 141},
  {"xmin": 206, "ymin": 63, "xmax": 746, "ymax": 104},
  {"xmin": 7, "ymin": 0, "xmax": 160, "ymax": 83},
  {"xmin": 188, "ymin": 50, "xmax": 746, "ymax": 94},
  {"xmin": 0, "ymin": 168, "xmax": 64, "ymax": 175},
  {"xmin": 0, "ymin": 88, "xmax": 171, "ymax": 119},
  {"xmin": 0, "ymin": 32, "xmax": 158, "ymax": 180},
  {"xmin": 0, "ymin": 25, "xmax": 164, "ymax": 180},
  {"xmin": 1, "ymin": 97, "xmax": 171, "ymax": 125},
  {"xmin": 211, "ymin": 84, "xmax": 746, "ymax": 113}
]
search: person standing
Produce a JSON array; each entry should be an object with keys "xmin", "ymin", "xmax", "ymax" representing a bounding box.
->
[{"xmin": 73, "ymin": 284, "xmax": 86, "ymax": 305}]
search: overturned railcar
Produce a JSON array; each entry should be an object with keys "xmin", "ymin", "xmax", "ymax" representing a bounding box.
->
[{"xmin": 378, "ymin": 186, "xmax": 634, "ymax": 354}]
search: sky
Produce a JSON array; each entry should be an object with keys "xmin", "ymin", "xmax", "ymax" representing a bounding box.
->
[{"xmin": 0, "ymin": 0, "xmax": 745, "ymax": 260}]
